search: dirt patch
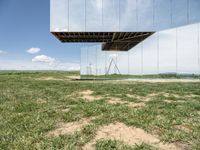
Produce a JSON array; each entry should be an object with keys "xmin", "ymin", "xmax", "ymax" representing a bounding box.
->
[
  {"xmin": 83, "ymin": 122, "xmax": 181, "ymax": 150},
  {"xmin": 126, "ymin": 93, "xmax": 157, "ymax": 102},
  {"xmin": 78, "ymin": 90, "xmax": 102, "ymax": 102},
  {"xmin": 35, "ymin": 77, "xmax": 64, "ymax": 81},
  {"xmin": 174, "ymin": 125, "xmax": 191, "ymax": 133},
  {"xmin": 164, "ymin": 99, "xmax": 186, "ymax": 103},
  {"xmin": 159, "ymin": 92, "xmax": 199, "ymax": 99},
  {"xmin": 36, "ymin": 98, "xmax": 47, "ymax": 104},
  {"xmin": 127, "ymin": 92, "xmax": 198, "ymax": 103},
  {"xmin": 67, "ymin": 75, "xmax": 80, "ymax": 79},
  {"xmin": 162, "ymin": 93, "xmax": 182, "ymax": 98},
  {"xmin": 128, "ymin": 102, "xmax": 145, "ymax": 107},
  {"xmin": 107, "ymin": 97, "xmax": 124, "ymax": 105},
  {"xmin": 107, "ymin": 97, "xmax": 145, "ymax": 108},
  {"xmin": 164, "ymin": 100, "xmax": 173, "ymax": 103},
  {"xmin": 61, "ymin": 108, "xmax": 70, "ymax": 112},
  {"xmin": 107, "ymin": 97, "xmax": 145, "ymax": 107},
  {"xmin": 197, "ymin": 111, "xmax": 200, "ymax": 115},
  {"xmin": 47, "ymin": 118, "xmax": 91, "ymax": 137}
]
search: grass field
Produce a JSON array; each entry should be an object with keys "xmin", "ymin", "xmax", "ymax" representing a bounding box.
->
[{"xmin": 0, "ymin": 71, "xmax": 200, "ymax": 150}]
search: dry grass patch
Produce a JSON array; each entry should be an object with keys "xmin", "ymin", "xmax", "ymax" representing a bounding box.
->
[
  {"xmin": 164, "ymin": 99, "xmax": 187, "ymax": 104},
  {"xmin": 47, "ymin": 118, "xmax": 92, "ymax": 137},
  {"xmin": 107, "ymin": 97, "xmax": 145, "ymax": 108},
  {"xmin": 78, "ymin": 90, "xmax": 102, "ymax": 102},
  {"xmin": 67, "ymin": 75, "xmax": 80, "ymax": 79},
  {"xmin": 174, "ymin": 125, "xmax": 191, "ymax": 133},
  {"xmin": 83, "ymin": 122, "xmax": 182, "ymax": 150},
  {"xmin": 127, "ymin": 102, "xmax": 145, "ymax": 107},
  {"xmin": 35, "ymin": 77, "xmax": 65, "ymax": 81},
  {"xmin": 162, "ymin": 93, "xmax": 199, "ymax": 99},
  {"xmin": 197, "ymin": 111, "xmax": 200, "ymax": 115},
  {"xmin": 127, "ymin": 92, "xmax": 199, "ymax": 103},
  {"xmin": 126, "ymin": 92, "xmax": 170, "ymax": 102},
  {"xmin": 126, "ymin": 93, "xmax": 155, "ymax": 102},
  {"xmin": 61, "ymin": 108, "xmax": 70, "ymax": 113},
  {"xmin": 36, "ymin": 98, "xmax": 47, "ymax": 104}
]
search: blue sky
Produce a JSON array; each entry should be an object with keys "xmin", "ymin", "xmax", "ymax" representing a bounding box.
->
[{"xmin": 0, "ymin": 0, "xmax": 81, "ymax": 70}]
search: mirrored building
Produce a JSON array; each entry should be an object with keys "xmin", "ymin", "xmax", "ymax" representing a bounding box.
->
[{"xmin": 51, "ymin": 0, "xmax": 200, "ymax": 77}]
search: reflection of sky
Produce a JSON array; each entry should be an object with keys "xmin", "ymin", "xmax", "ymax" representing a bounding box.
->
[
  {"xmin": 51, "ymin": 0, "xmax": 200, "ymax": 32},
  {"xmin": 81, "ymin": 22, "xmax": 200, "ymax": 75}
]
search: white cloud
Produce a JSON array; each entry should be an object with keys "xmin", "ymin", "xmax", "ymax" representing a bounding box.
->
[
  {"xmin": 0, "ymin": 59, "xmax": 80, "ymax": 71},
  {"xmin": 27, "ymin": 48, "xmax": 41, "ymax": 54},
  {"xmin": 109, "ymin": 54, "xmax": 118, "ymax": 58},
  {"xmin": 0, "ymin": 50, "xmax": 7, "ymax": 55},
  {"xmin": 32, "ymin": 55, "xmax": 56, "ymax": 65}
]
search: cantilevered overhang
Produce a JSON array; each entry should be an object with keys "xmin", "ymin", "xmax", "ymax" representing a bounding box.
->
[{"xmin": 52, "ymin": 32, "xmax": 154, "ymax": 51}]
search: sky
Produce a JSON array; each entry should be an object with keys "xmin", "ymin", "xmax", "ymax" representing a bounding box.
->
[
  {"xmin": 0, "ymin": 0, "xmax": 81, "ymax": 70},
  {"xmin": 0, "ymin": 0, "xmax": 200, "ymax": 71}
]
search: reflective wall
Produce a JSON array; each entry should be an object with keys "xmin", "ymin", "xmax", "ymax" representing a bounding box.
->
[
  {"xmin": 81, "ymin": 22, "xmax": 200, "ymax": 76},
  {"xmin": 51, "ymin": 0, "xmax": 200, "ymax": 32}
]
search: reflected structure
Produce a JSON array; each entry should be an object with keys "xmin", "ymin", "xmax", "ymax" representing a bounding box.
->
[{"xmin": 50, "ymin": 0, "xmax": 200, "ymax": 77}]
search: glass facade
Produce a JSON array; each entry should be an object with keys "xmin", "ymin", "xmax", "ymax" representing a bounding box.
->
[
  {"xmin": 51, "ymin": 0, "xmax": 200, "ymax": 32},
  {"xmin": 51, "ymin": 0, "xmax": 200, "ymax": 77},
  {"xmin": 81, "ymin": 23, "xmax": 200, "ymax": 77}
]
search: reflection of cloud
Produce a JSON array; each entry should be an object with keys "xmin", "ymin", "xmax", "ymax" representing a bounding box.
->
[
  {"xmin": 81, "ymin": 22, "xmax": 200, "ymax": 75},
  {"xmin": 109, "ymin": 54, "xmax": 118, "ymax": 58},
  {"xmin": 51, "ymin": 0, "xmax": 154, "ymax": 31},
  {"xmin": 32, "ymin": 55, "xmax": 56, "ymax": 65},
  {"xmin": 27, "ymin": 48, "xmax": 41, "ymax": 54},
  {"xmin": 95, "ymin": 0, "xmax": 103, "ymax": 12}
]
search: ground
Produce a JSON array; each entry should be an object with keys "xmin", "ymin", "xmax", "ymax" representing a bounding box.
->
[{"xmin": 0, "ymin": 71, "xmax": 200, "ymax": 150}]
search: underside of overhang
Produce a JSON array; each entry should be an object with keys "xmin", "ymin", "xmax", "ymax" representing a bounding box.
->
[{"xmin": 52, "ymin": 32, "xmax": 155, "ymax": 51}]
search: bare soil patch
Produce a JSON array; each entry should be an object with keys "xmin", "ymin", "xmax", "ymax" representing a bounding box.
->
[
  {"xmin": 126, "ymin": 93, "xmax": 159, "ymax": 102},
  {"xmin": 197, "ymin": 111, "xmax": 200, "ymax": 115},
  {"xmin": 174, "ymin": 125, "xmax": 191, "ymax": 133},
  {"xmin": 36, "ymin": 98, "xmax": 47, "ymax": 104},
  {"xmin": 35, "ymin": 77, "xmax": 64, "ymax": 81},
  {"xmin": 107, "ymin": 97, "xmax": 145, "ymax": 108},
  {"xmin": 83, "ymin": 122, "xmax": 182, "ymax": 150},
  {"xmin": 47, "ymin": 118, "xmax": 91, "ymax": 137},
  {"xmin": 127, "ymin": 92, "xmax": 198, "ymax": 103},
  {"xmin": 78, "ymin": 90, "xmax": 102, "ymax": 102},
  {"xmin": 61, "ymin": 108, "xmax": 70, "ymax": 112},
  {"xmin": 67, "ymin": 75, "xmax": 80, "ymax": 80}
]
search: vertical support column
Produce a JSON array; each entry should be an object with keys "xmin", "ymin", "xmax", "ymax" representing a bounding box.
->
[
  {"xmin": 170, "ymin": 0, "xmax": 173, "ymax": 26},
  {"xmin": 176, "ymin": 28, "xmax": 178, "ymax": 74},
  {"xmin": 85, "ymin": 0, "xmax": 86, "ymax": 31},
  {"xmin": 68, "ymin": 0, "xmax": 69, "ymax": 31},
  {"xmin": 118, "ymin": 0, "xmax": 120, "ymax": 31},
  {"xmin": 153, "ymin": 0, "xmax": 155, "ymax": 29},
  {"xmin": 102, "ymin": 0, "xmax": 104, "ymax": 26},
  {"xmin": 157, "ymin": 32, "xmax": 160, "ymax": 74},
  {"xmin": 80, "ymin": 44, "xmax": 82, "ymax": 77},
  {"xmin": 128, "ymin": 49, "xmax": 130, "ymax": 75},
  {"xmin": 198, "ymin": 23, "xmax": 200, "ymax": 75},
  {"xmin": 141, "ymin": 40, "xmax": 143, "ymax": 75},
  {"xmin": 96, "ymin": 45, "xmax": 98, "ymax": 76},
  {"xmin": 105, "ymin": 51, "xmax": 107, "ymax": 75},
  {"xmin": 86, "ymin": 47, "xmax": 88, "ymax": 75}
]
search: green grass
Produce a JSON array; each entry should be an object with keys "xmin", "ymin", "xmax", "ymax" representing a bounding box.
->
[
  {"xmin": 81, "ymin": 73, "xmax": 200, "ymax": 80},
  {"xmin": 0, "ymin": 71, "xmax": 200, "ymax": 149}
]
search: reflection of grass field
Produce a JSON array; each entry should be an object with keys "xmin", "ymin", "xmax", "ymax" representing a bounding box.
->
[
  {"xmin": 81, "ymin": 73, "xmax": 200, "ymax": 80},
  {"xmin": 0, "ymin": 71, "xmax": 200, "ymax": 149}
]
